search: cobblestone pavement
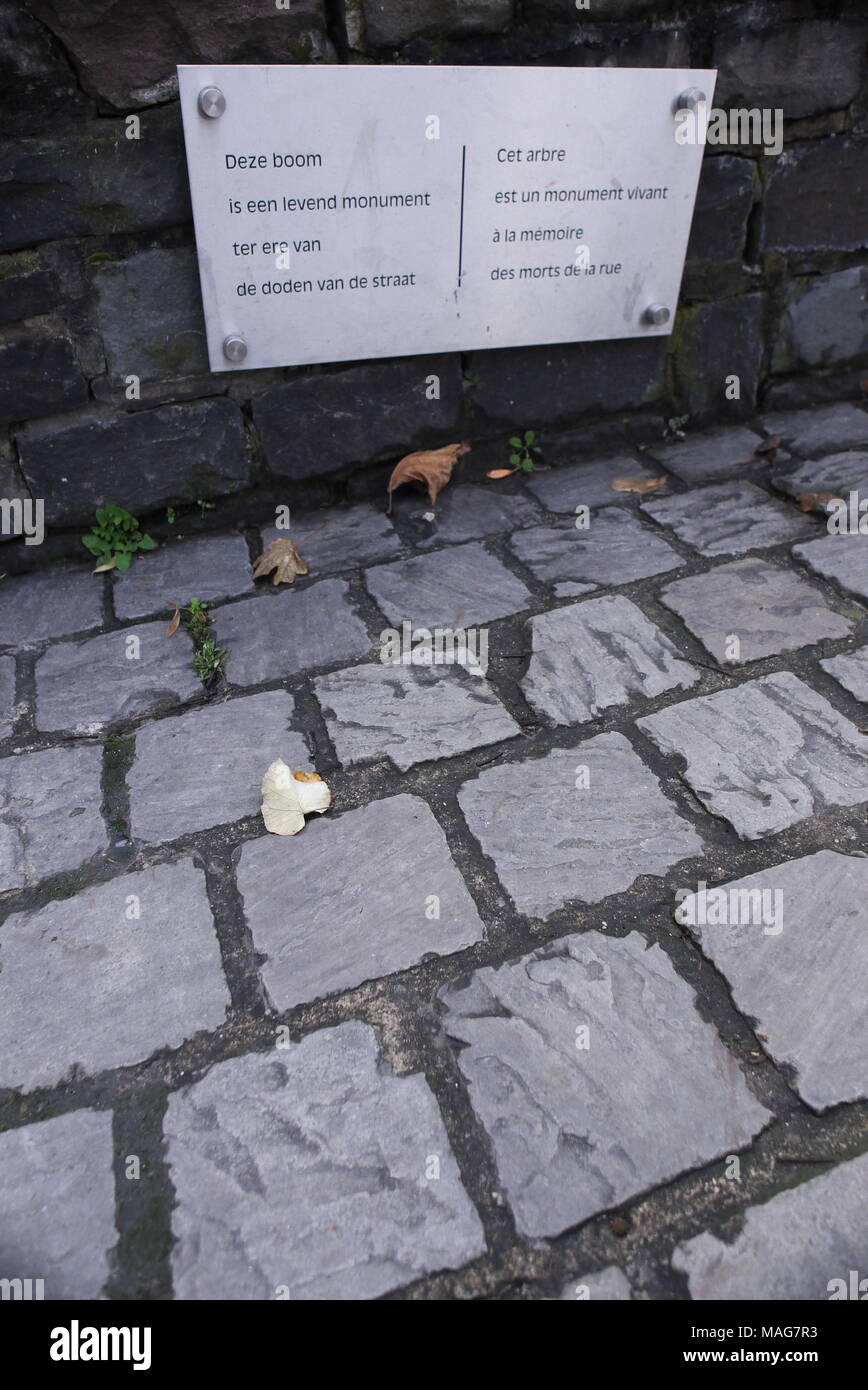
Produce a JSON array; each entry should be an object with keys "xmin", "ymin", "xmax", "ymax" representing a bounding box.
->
[{"xmin": 1, "ymin": 403, "xmax": 866, "ymax": 1301}]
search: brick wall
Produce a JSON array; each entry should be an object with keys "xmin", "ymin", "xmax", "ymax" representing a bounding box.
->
[{"xmin": 1, "ymin": 0, "xmax": 867, "ymax": 549}]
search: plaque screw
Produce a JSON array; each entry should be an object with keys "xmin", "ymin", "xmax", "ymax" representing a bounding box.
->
[
  {"xmin": 222, "ymin": 334, "xmax": 247, "ymax": 363},
  {"xmin": 198, "ymin": 86, "xmax": 226, "ymax": 119},
  {"xmin": 675, "ymin": 88, "xmax": 706, "ymax": 114},
  {"xmin": 643, "ymin": 303, "xmax": 670, "ymax": 326}
]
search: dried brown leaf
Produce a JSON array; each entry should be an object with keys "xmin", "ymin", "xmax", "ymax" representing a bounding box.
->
[
  {"xmin": 486, "ymin": 468, "xmax": 516, "ymax": 479},
  {"xmin": 93, "ymin": 558, "xmax": 117, "ymax": 573},
  {"xmin": 611, "ymin": 474, "xmax": 667, "ymax": 494},
  {"xmin": 164, "ymin": 607, "xmax": 181, "ymax": 637},
  {"xmin": 796, "ymin": 490, "xmax": 845, "ymax": 513},
  {"xmin": 252, "ymin": 538, "xmax": 308, "ymax": 586},
  {"xmin": 386, "ymin": 442, "xmax": 471, "ymax": 511}
]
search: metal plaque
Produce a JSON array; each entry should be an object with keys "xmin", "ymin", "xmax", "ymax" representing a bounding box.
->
[{"xmin": 178, "ymin": 64, "xmax": 716, "ymax": 372}]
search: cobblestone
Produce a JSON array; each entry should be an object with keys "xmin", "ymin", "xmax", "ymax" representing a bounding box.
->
[
  {"xmin": 439, "ymin": 933, "xmax": 769, "ymax": 1237},
  {"xmin": 521, "ymin": 595, "xmax": 698, "ymax": 724},
  {"xmin": 642, "ymin": 482, "xmax": 815, "ymax": 556},
  {"xmin": 214, "ymin": 581, "xmax": 372, "ymax": 686},
  {"xmin": 0, "ymin": 565, "xmax": 102, "ymax": 649},
  {"xmin": 638, "ymin": 673, "xmax": 868, "ymax": 839},
  {"xmin": 658, "ymin": 557, "xmax": 852, "ymax": 663},
  {"xmin": 0, "ymin": 1110, "xmax": 116, "ymax": 1299},
  {"xmin": 366, "ymin": 542, "xmax": 531, "ymax": 628},
  {"xmin": 238, "ymin": 795, "xmax": 484, "ymax": 1009},
  {"xmin": 457, "ymin": 734, "xmax": 704, "ymax": 917},
  {"xmin": 129, "ymin": 691, "xmax": 308, "ymax": 843},
  {"xmin": 35, "ymin": 621, "xmax": 201, "ymax": 732},
  {"xmin": 112, "ymin": 535, "xmax": 255, "ymax": 620},
  {"xmin": 0, "ymin": 860, "xmax": 229, "ymax": 1091},
  {"xmin": 821, "ymin": 645, "xmax": 868, "ymax": 700},
  {"xmin": 673, "ymin": 1152, "xmax": 868, "ymax": 1300},
  {"xmin": 510, "ymin": 509, "xmax": 682, "ymax": 586},
  {"xmin": 315, "ymin": 662, "xmax": 519, "ymax": 771},
  {"xmin": 646, "ymin": 426, "xmax": 765, "ymax": 484},
  {"xmin": 676, "ymin": 850, "xmax": 868, "ymax": 1108},
  {"xmin": 165, "ymin": 1022, "xmax": 485, "ymax": 1299},
  {"xmin": 0, "ymin": 744, "xmax": 105, "ymax": 891},
  {"xmin": 261, "ymin": 503, "xmax": 401, "ymax": 573},
  {"xmin": 794, "ymin": 533, "xmax": 868, "ymax": 603}
]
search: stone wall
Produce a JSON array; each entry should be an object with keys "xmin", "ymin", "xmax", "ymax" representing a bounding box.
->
[{"xmin": 2, "ymin": 0, "xmax": 867, "ymax": 550}]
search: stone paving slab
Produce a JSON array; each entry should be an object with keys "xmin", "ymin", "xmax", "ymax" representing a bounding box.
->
[
  {"xmin": 457, "ymin": 733, "xmax": 704, "ymax": 917},
  {"xmin": 0, "ymin": 744, "xmax": 105, "ymax": 892},
  {"xmin": 315, "ymin": 663, "xmax": 520, "ymax": 771},
  {"xmin": 525, "ymin": 456, "xmax": 666, "ymax": 512},
  {"xmin": 673, "ymin": 1151, "xmax": 868, "ymax": 1300},
  {"xmin": 821, "ymin": 645, "xmax": 868, "ymax": 701},
  {"xmin": 759, "ymin": 402, "xmax": 868, "ymax": 456},
  {"xmin": 553, "ymin": 580, "xmax": 597, "ymax": 599},
  {"xmin": 112, "ymin": 534, "xmax": 255, "ymax": 620},
  {"xmin": 366, "ymin": 542, "xmax": 531, "ymax": 629},
  {"xmin": 773, "ymin": 449, "xmax": 868, "ymax": 502},
  {"xmin": 0, "ymin": 565, "xmax": 102, "ymax": 649},
  {"xmin": 0, "ymin": 654, "xmax": 15, "ymax": 734},
  {"xmin": 262, "ymin": 503, "xmax": 401, "ymax": 573},
  {"xmin": 658, "ymin": 557, "xmax": 852, "ymax": 663},
  {"xmin": 35, "ymin": 621, "xmax": 201, "ymax": 733},
  {"xmin": 638, "ymin": 673, "xmax": 868, "ymax": 839},
  {"xmin": 0, "ymin": 860, "xmax": 229, "ymax": 1091},
  {"xmin": 646, "ymin": 426, "xmax": 765, "ymax": 484},
  {"xmin": 391, "ymin": 484, "xmax": 541, "ymax": 548},
  {"xmin": 794, "ymin": 532, "xmax": 868, "ymax": 603},
  {"xmin": 165, "ymin": 1021, "xmax": 485, "ymax": 1299},
  {"xmin": 675, "ymin": 851, "xmax": 868, "ymax": 1109},
  {"xmin": 439, "ymin": 933, "xmax": 769, "ymax": 1238},
  {"xmin": 559, "ymin": 1266, "xmax": 633, "ymax": 1301},
  {"xmin": 212, "ymin": 579, "xmax": 372, "ymax": 686},
  {"xmin": 642, "ymin": 482, "xmax": 816, "ymax": 556},
  {"xmin": 510, "ymin": 509, "xmax": 682, "ymax": 587},
  {"xmin": 238, "ymin": 794, "xmax": 484, "ymax": 1009},
  {"xmin": 129, "ymin": 690, "xmax": 308, "ymax": 843},
  {"xmin": 0, "ymin": 1109, "xmax": 115, "ymax": 1299},
  {"xmin": 521, "ymin": 594, "xmax": 698, "ymax": 725}
]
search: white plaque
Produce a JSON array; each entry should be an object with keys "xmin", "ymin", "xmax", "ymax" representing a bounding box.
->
[{"xmin": 178, "ymin": 64, "xmax": 716, "ymax": 373}]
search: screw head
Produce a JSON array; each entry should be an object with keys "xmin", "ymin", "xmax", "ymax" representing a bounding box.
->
[
  {"xmin": 675, "ymin": 87, "xmax": 706, "ymax": 114},
  {"xmin": 198, "ymin": 86, "xmax": 226, "ymax": 119},
  {"xmin": 222, "ymin": 334, "xmax": 247, "ymax": 363},
  {"xmin": 643, "ymin": 303, "xmax": 671, "ymax": 327}
]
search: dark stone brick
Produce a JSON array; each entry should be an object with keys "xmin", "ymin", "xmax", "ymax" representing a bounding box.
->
[
  {"xmin": 253, "ymin": 356, "xmax": 464, "ymax": 481},
  {"xmin": 0, "ymin": 267, "xmax": 59, "ymax": 324},
  {"xmin": 672, "ymin": 294, "xmax": 765, "ymax": 423},
  {"xmin": 760, "ymin": 140, "xmax": 868, "ymax": 254},
  {"xmin": 360, "ymin": 0, "xmax": 512, "ymax": 49},
  {"xmin": 469, "ymin": 338, "xmax": 667, "ymax": 433},
  {"xmin": 0, "ymin": 328, "xmax": 88, "ymax": 421},
  {"xmin": 686, "ymin": 155, "xmax": 757, "ymax": 267},
  {"xmin": 0, "ymin": 0, "xmax": 86, "ymax": 136},
  {"xmin": 772, "ymin": 268, "xmax": 868, "ymax": 372},
  {"xmin": 26, "ymin": 0, "xmax": 335, "ymax": 109},
  {"xmin": 92, "ymin": 246, "xmax": 208, "ymax": 386},
  {"xmin": 16, "ymin": 398, "xmax": 253, "ymax": 526},
  {"xmin": 714, "ymin": 21, "xmax": 867, "ymax": 121},
  {"xmin": 0, "ymin": 106, "xmax": 190, "ymax": 253}
]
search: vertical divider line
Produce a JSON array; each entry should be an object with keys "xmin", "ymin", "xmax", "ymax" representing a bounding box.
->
[{"xmin": 458, "ymin": 144, "xmax": 467, "ymax": 287}]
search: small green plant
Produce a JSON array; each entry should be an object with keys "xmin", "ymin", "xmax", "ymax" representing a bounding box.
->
[
  {"xmin": 196, "ymin": 498, "xmax": 216, "ymax": 516},
  {"xmin": 166, "ymin": 506, "xmax": 177, "ymax": 524},
  {"xmin": 165, "ymin": 597, "xmax": 226, "ymax": 684},
  {"xmin": 508, "ymin": 430, "xmax": 542, "ymax": 473},
  {"xmin": 82, "ymin": 504, "xmax": 156, "ymax": 572}
]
